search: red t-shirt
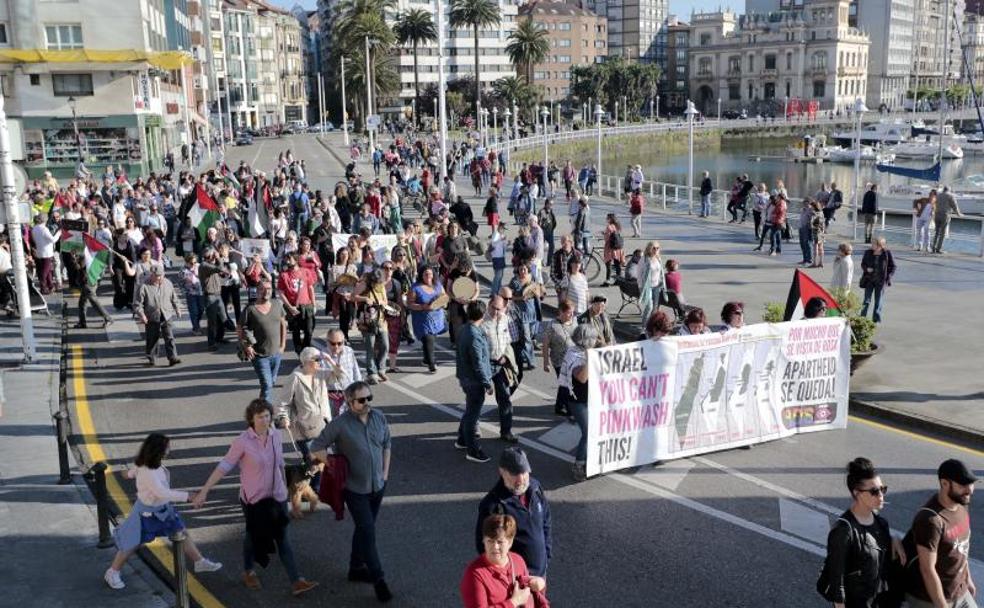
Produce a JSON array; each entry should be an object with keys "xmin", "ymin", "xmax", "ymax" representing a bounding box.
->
[
  {"xmin": 665, "ymin": 271, "xmax": 682, "ymax": 295},
  {"xmin": 297, "ymin": 252, "xmax": 322, "ymax": 278},
  {"xmin": 277, "ymin": 268, "xmax": 315, "ymax": 306}
]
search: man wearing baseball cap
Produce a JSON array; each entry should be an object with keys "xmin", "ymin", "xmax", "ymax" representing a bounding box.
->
[
  {"xmin": 474, "ymin": 447, "xmax": 552, "ymax": 578},
  {"xmin": 905, "ymin": 459, "xmax": 977, "ymax": 608}
]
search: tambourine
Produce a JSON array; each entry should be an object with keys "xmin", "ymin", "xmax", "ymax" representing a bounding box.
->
[
  {"xmin": 451, "ymin": 276, "xmax": 478, "ymax": 301},
  {"xmin": 382, "ymin": 304, "xmax": 401, "ymax": 318},
  {"xmin": 335, "ymin": 273, "xmax": 359, "ymax": 287},
  {"xmin": 521, "ymin": 282, "xmax": 543, "ymax": 300},
  {"xmin": 430, "ymin": 292, "xmax": 450, "ymax": 309}
]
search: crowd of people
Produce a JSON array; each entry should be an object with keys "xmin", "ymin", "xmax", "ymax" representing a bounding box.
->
[{"xmin": 9, "ymin": 121, "xmax": 972, "ymax": 607}]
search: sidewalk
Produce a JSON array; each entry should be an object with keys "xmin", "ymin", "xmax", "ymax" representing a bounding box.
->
[
  {"xmin": 0, "ymin": 298, "xmax": 171, "ymax": 608},
  {"xmin": 313, "ymin": 131, "xmax": 984, "ymax": 447}
]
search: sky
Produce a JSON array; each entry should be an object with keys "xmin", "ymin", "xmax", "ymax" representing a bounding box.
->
[{"xmin": 270, "ymin": 0, "xmax": 743, "ymax": 21}]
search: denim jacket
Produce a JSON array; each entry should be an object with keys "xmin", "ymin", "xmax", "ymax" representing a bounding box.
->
[{"xmin": 456, "ymin": 323, "xmax": 493, "ymax": 389}]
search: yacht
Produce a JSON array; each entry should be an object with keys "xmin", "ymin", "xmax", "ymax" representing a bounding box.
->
[
  {"xmin": 889, "ymin": 141, "xmax": 964, "ymax": 160},
  {"xmin": 826, "ymin": 145, "xmax": 895, "ymax": 164},
  {"xmin": 831, "ymin": 120, "xmax": 909, "ymax": 146}
]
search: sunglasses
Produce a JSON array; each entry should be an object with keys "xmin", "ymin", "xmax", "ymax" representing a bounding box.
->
[
  {"xmin": 353, "ymin": 395, "xmax": 373, "ymax": 404},
  {"xmin": 857, "ymin": 485, "xmax": 888, "ymax": 497}
]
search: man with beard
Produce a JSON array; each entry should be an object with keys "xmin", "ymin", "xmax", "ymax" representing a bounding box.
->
[
  {"xmin": 905, "ymin": 459, "xmax": 977, "ymax": 608},
  {"xmin": 474, "ymin": 447, "xmax": 552, "ymax": 578}
]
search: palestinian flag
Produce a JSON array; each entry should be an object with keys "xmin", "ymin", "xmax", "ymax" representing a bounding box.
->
[
  {"xmin": 220, "ymin": 164, "xmax": 241, "ymax": 192},
  {"xmin": 82, "ymin": 233, "xmax": 110, "ymax": 284},
  {"xmin": 60, "ymin": 228, "xmax": 84, "ymax": 253},
  {"xmin": 189, "ymin": 184, "xmax": 220, "ymax": 240},
  {"xmin": 783, "ymin": 269, "xmax": 842, "ymax": 321}
]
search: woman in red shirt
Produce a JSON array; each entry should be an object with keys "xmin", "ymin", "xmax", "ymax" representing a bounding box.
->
[{"xmin": 460, "ymin": 514, "xmax": 547, "ymax": 608}]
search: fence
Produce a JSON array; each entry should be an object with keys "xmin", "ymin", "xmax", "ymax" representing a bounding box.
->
[{"xmin": 505, "ymin": 160, "xmax": 984, "ymax": 257}]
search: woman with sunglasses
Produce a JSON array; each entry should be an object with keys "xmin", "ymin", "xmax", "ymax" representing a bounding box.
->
[{"xmin": 820, "ymin": 457, "xmax": 905, "ymax": 608}]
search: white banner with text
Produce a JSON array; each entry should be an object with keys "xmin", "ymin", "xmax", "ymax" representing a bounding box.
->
[{"xmin": 586, "ymin": 319, "xmax": 851, "ymax": 477}]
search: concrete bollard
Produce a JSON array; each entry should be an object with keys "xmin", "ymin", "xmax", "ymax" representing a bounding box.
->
[{"xmin": 170, "ymin": 530, "xmax": 190, "ymax": 608}]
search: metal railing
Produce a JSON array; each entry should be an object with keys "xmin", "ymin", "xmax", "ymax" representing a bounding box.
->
[{"xmin": 505, "ymin": 160, "xmax": 984, "ymax": 256}]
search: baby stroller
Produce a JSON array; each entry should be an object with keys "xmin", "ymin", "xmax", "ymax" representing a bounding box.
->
[{"xmin": 6, "ymin": 270, "xmax": 50, "ymax": 318}]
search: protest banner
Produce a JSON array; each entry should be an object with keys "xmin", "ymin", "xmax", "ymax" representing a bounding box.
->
[
  {"xmin": 586, "ymin": 319, "xmax": 850, "ymax": 477},
  {"xmin": 331, "ymin": 234, "xmax": 399, "ymax": 264},
  {"xmin": 238, "ymin": 238, "xmax": 271, "ymax": 261}
]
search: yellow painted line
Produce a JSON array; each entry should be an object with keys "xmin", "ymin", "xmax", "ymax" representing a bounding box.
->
[
  {"xmin": 69, "ymin": 344, "xmax": 226, "ymax": 608},
  {"xmin": 849, "ymin": 414, "xmax": 984, "ymax": 458}
]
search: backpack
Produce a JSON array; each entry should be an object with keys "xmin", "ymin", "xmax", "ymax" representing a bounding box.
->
[
  {"xmin": 608, "ymin": 231, "xmax": 624, "ymax": 250},
  {"xmin": 291, "ymin": 193, "xmax": 306, "ymax": 213}
]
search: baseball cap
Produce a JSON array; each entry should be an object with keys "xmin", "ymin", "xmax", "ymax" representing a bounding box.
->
[
  {"xmin": 938, "ymin": 459, "xmax": 978, "ymax": 485},
  {"xmin": 499, "ymin": 447, "xmax": 531, "ymax": 475}
]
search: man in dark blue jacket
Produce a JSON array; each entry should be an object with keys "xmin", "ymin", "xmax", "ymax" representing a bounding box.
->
[
  {"xmin": 455, "ymin": 300, "xmax": 494, "ymax": 463},
  {"xmin": 475, "ymin": 447, "xmax": 552, "ymax": 577}
]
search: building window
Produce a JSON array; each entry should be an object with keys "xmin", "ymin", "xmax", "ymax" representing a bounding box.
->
[
  {"xmin": 729, "ymin": 83, "xmax": 740, "ymax": 100},
  {"xmin": 812, "ymin": 51, "xmax": 827, "ymax": 70},
  {"xmin": 558, "ymin": 39, "xmax": 571, "ymax": 47},
  {"xmin": 0, "ymin": 23, "xmax": 8, "ymax": 45},
  {"xmin": 557, "ymin": 55, "xmax": 571, "ymax": 63},
  {"xmin": 699, "ymin": 33, "xmax": 711, "ymax": 45},
  {"xmin": 813, "ymin": 80, "xmax": 825, "ymax": 97},
  {"xmin": 675, "ymin": 32, "xmax": 687, "ymax": 46},
  {"xmin": 764, "ymin": 82, "xmax": 775, "ymax": 99},
  {"xmin": 786, "ymin": 53, "xmax": 792, "ymax": 70},
  {"xmin": 52, "ymin": 73, "xmax": 93, "ymax": 96},
  {"xmin": 30, "ymin": 74, "xmax": 40, "ymax": 86},
  {"xmin": 558, "ymin": 22, "xmax": 571, "ymax": 31},
  {"xmin": 748, "ymin": 82, "xmax": 753, "ymax": 99},
  {"xmin": 765, "ymin": 54, "xmax": 776, "ymax": 70},
  {"xmin": 728, "ymin": 55, "xmax": 740, "ymax": 74},
  {"xmin": 748, "ymin": 55, "xmax": 754, "ymax": 71},
  {"xmin": 698, "ymin": 57, "xmax": 712, "ymax": 75},
  {"xmin": 785, "ymin": 81, "xmax": 791, "ymax": 97},
  {"xmin": 45, "ymin": 24, "xmax": 84, "ymax": 49}
]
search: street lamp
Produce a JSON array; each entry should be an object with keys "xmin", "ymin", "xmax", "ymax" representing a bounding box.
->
[
  {"xmin": 504, "ymin": 107, "xmax": 511, "ymax": 142},
  {"xmin": 582, "ymin": 102, "xmax": 586, "ymax": 124},
  {"xmin": 67, "ymin": 96, "xmax": 82, "ymax": 162},
  {"xmin": 784, "ymin": 96, "xmax": 790, "ymax": 122},
  {"xmin": 492, "ymin": 107, "xmax": 498, "ymax": 146},
  {"xmin": 650, "ymin": 98, "xmax": 654, "ymax": 122},
  {"xmin": 595, "ymin": 103, "xmax": 604, "ymax": 192},
  {"xmin": 433, "ymin": 97, "xmax": 438, "ymax": 122},
  {"xmin": 614, "ymin": 100, "xmax": 619, "ymax": 126},
  {"xmin": 541, "ymin": 105, "xmax": 550, "ymax": 194},
  {"xmin": 480, "ymin": 107, "xmax": 488, "ymax": 146},
  {"xmin": 717, "ymin": 97, "xmax": 722, "ymax": 122},
  {"xmin": 852, "ymin": 97, "xmax": 869, "ymax": 241},
  {"xmin": 512, "ymin": 99, "xmax": 518, "ymax": 139},
  {"xmin": 685, "ymin": 99, "xmax": 699, "ymax": 215},
  {"xmin": 340, "ymin": 57, "xmax": 350, "ymax": 146}
]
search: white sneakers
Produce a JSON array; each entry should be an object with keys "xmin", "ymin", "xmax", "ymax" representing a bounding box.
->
[
  {"xmin": 105, "ymin": 558, "xmax": 222, "ymax": 591},
  {"xmin": 194, "ymin": 558, "xmax": 223, "ymax": 573},
  {"xmin": 104, "ymin": 568, "xmax": 125, "ymax": 590}
]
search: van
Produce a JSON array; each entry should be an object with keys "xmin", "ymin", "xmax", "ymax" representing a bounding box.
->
[{"xmin": 287, "ymin": 120, "xmax": 307, "ymax": 132}]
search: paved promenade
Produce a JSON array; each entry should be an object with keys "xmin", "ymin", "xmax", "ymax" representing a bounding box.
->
[{"xmin": 317, "ymin": 131, "xmax": 984, "ymax": 445}]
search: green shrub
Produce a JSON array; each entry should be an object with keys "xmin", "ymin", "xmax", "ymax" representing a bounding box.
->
[
  {"xmin": 831, "ymin": 288, "xmax": 878, "ymax": 353},
  {"xmin": 762, "ymin": 301, "xmax": 784, "ymax": 323}
]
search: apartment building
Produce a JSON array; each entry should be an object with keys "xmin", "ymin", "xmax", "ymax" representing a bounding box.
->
[{"xmin": 518, "ymin": 0, "xmax": 606, "ymax": 100}]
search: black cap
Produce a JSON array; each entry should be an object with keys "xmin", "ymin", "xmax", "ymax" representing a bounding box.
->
[
  {"xmin": 938, "ymin": 459, "xmax": 978, "ymax": 485},
  {"xmin": 499, "ymin": 447, "xmax": 531, "ymax": 475}
]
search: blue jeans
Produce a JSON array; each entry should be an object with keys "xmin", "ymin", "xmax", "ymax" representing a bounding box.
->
[
  {"xmin": 861, "ymin": 284, "xmax": 885, "ymax": 323},
  {"xmin": 798, "ymin": 227, "xmax": 813, "ymax": 264},
  {"xmin": 293, "ymin": 212, "xmax": 308, "ymax": 236},
  {"xmin": 344, "ymin": 486, "xmax": 386, "ymax": 582},
  {"xmin": 252, "ymin": 352, "xmax": 282, "ymax": 402},
  {"xmin": 186, "ymin": 294, "xmax": 205, "ymax": 331},
  {"xmin": 770, "ymin": 225, "xmax": 783, "ymax": 253},
  {"xmin": 700, "ymin": 194, "xmax": 710, "ymax": 217},
  {"xmin": 457, "ymin": 382, "xmax": 486, "ymax": 451},
  {"xmin": 490, "ymin": 368, "xmax": 514, "ymax": 435},
  {"xmin": 571, "ymin": 401, "xmax": 588, "ymax": 462},
  {"xmin": 543, "ymin": 228, "xmax": 555, "ymax": 261},
  {"xmin": 364, "ymin": 325, "xmax": 388, "ymax": 376},
  {"xmin": 241, "ymin": 501, "xmax": 300, "ymax": 581}
]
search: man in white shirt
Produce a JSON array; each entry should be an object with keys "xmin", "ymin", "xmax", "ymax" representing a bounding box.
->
[
  {"xmin": 30, "ymin": 213, "xmax": 61, "ymax": 294},
  {"xmin": 320, "ymin": 328, "xmax": 363, "ymax": 417},
  {"xmin": 481, "ymin": 292, "xmax": 518, "ymax": 443}
]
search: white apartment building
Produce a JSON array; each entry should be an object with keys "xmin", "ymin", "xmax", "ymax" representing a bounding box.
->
[
  {"xmin": 688, "ymin": 1, "xmax": 870, "ymax": 115},
  {"xmin": 965, "ymin": 12, "xmax": 984, "ymax": 86},
  {"xmin": 1, "ymin": 0, "xmax": 199, "ymax": 178},
  {"xmin": 857, "ymin": 0, "xmax": 914, "ymax": 110},
  {"xmin": 211, "ymin": 0, "xmax": 306, "ymax": 131},
  {"xmin": 911, "ymin": 0, "xmax": 965, "ymax": 94}
]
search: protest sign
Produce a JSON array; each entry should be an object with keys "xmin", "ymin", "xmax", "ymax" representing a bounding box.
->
[
  {"xmin": 586, "ymin": 319, "xmax": 850, "ymax": 477},
  {"xmin": 331, "ymin": 234, "xmax": 399, "ymax": 264}
]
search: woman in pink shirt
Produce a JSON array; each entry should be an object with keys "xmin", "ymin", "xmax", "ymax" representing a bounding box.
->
[{"xmin": 194, "ymin": 399, "xmax": 319, "ymax": 597}]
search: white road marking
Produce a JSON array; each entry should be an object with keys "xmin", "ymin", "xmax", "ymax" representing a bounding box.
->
[
  {"xmin": 779, "ymin": 498, "xmax": 832, "ymax": 546},
  {"xmin": 401, "ymin": 365, "xmax": 454, "ymax": 388},
  {"xmin": 249, "ymin": 139, "xmax": 266, "ymax": 168},
  {"xmin": 633, "ymin": 458, "xmax": 696, "ymax": 492},
  {"xmin": 538, "ymin": 422, "xmax": 581, "ymax": 452}
]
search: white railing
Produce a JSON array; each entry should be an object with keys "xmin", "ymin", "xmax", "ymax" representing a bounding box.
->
[{"xmin": 505, "ymin": 160, "xmax": 984, "ymax": 257}]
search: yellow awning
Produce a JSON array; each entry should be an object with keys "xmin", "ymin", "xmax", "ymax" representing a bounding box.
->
[{"xmin": 0, "ymin": 49, "xmax": 193, "ymax": 69}]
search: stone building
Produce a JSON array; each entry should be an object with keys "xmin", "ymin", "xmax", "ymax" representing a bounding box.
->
[{"xmin": 519, "ymin": 0, "xmax": 606, "ymax": 100}]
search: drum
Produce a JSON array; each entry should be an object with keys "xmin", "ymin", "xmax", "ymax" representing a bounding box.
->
[
  {"xmin": 521, "ymin": 282, "xmax": 542, "ymax": 300},
  {"xmin": 451, "ymin": 276, "xmax": 478, "ymax": 301},
  {"xmin": 335, "ymin": 273, "xmax": 359, "ymax": 287},
  {"xmin": 430, "ymin": 292, "xmax": 450, "ymax": 309}
]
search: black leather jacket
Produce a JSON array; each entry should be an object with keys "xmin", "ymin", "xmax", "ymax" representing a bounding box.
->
[{"xmin": 824, "ymin": 510, "xmax": 892, "ymax": 605}]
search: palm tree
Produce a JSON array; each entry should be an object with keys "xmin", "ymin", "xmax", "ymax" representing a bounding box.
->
[
  {"xmin": 449, "ymin": 0, "xmax": 501, "ymax": 119},
  {"xmin": 334, "ymin": 0, "xmax": 397, "ymax": 128},
  {"xmin": 394, "ymin": 9, "xmax": 437, "ymax": 128},
  {"xmin": 506, "ymin": 18, "xmax": 549, "ymax": 86}
]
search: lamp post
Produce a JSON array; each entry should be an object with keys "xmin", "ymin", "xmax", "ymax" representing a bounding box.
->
[
  {"xmin": 622, "ymin": 95, "xmax": 627, "ymax": 122},
  {"xmin": 340, "ymin": 57, "xmax": 350, "ymax": 146},
  {"xmin": 614, "ymin": 100, "xmax": 619, "ymax": 126},
  {"xmin": 435, "ymin": 0, "xmax": 449, "ymax": 180},
  {"xmin": 649, "ymin": 98, "xmax": 654, "ymax": 122},
  {"xmin": 492, "ymin": 107, "xmax": 498, "ymax": 146},
  {"xmin": 504, "ymin": 107, "xmax": 511, "ymax": 143},
  {"xmin": 594, "ymin": 103, "xmax": 604, "ymax": 190},
  {"xmin": 512, "ymin": 99, "xmax": 518, "ymax": 139},
  {"xmin": 541, "ymin": 105, "xmax": 549, "ymax": 192},
  {"xmin": 433, "ymin": 97, "xmax": 438, "ymax": 122},
  {"xmin": 685, "ymin": 99, "xmax": 698, "ymax": 215},
  {"xmin": 656, "ymin": 95, "xmax": 660, "ymax": 120},
  {"xmin": 852, "ymin": 97, "xmax": 869, "ymax": 241},
  {"xmin": 364, "ymin": 36, "xmax": 374, "ymax": 151},
  {"xmin": 717, "ymin": 97, "xmax": 722, "ymax": 122},
  {"xmin": 784, "ymin": 95, "xmax": 789, "ymax": 122},
  {"xmin": 481, "ymin": 107, "xmax": 489, "ymax": 146},
  {"xmin": 67, "ymin": 96, "xmax": 83, "ymax": 161},
  {"xmin": 582, "ymin": 102, "xmax": 586, "ymax": 124}
]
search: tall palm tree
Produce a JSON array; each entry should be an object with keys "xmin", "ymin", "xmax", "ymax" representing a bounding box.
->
[
  {"xmin": 334, "ymin": 0, "xmax": 397, "ymax": 128},
  {"xmin": 449, "ymin": 0, "xmax": 501, "ymax": 119},
  {"xmin": 506, "ymin": 18, "xmax": 549, "ymax": 86},
  {"xmin": 394, "ymin": 9, "xmax": 437, "ymax": 128}
]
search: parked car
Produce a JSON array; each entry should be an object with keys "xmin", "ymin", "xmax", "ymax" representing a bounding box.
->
[
  {"xmin": 234, "ymin": 132, "xmax": 254, "ymax": 146},
  {"xmin": 307, "ymin": 122, "xmax": 336, "ymax": 132}
]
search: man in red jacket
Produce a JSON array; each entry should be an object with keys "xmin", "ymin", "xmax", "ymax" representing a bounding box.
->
[{"xmin": 277, "ymin": 253, "xmax": 317, "ymax": 353}]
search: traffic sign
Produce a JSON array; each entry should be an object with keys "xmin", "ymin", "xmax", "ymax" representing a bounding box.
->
[{"xmin": 367, "ymin": 114, "xmax": 381, "ymax": 130}]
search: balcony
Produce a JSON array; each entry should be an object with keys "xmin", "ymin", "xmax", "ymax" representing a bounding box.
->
[
  {"xmin": 695, "ymin": 70, "xmax": 714, "ymax": 80},
  {"xmin": 811, "ymin": 66, "xmax": 827, "ymax": 76},
  {"xmin": 761, "ymin": 68, "xmax": 777, "ymax": 77}
]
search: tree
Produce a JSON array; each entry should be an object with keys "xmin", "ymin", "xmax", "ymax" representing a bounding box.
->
[
  {"xmin": 449, "ymin": 0, "xmax": 501, "ymax": 120},
  {"xmin": 506, "ymin": 18, "xmax": 550, "ymax": 86},
  {"xmin": 569, "ymin": 57, "xmax": 660, "ymax": 120},
  {"xmin": 491, "ymin": 76, "xmax": 539, "ymax": 116},
  {"xmin": 333, "ymin": 0, "xmax": 398, "ymax": 128},
  {"xmin": 394, "ymin": 9, "xmax": 437, "ymax": 128}
]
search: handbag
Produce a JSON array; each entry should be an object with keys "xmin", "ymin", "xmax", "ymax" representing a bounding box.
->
[{"xmin": 356, "ymin": 291, "xmax": 384, "ymax": 332}]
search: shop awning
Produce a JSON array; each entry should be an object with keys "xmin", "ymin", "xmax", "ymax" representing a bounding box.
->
[{"xmin": 0, "ymin": 49, "xmax": 193, "ymax": 70}]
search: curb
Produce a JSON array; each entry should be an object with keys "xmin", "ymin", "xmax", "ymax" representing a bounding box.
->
[{"xmin": 849, "ymin": 398, "xmax": 984, "ymax": 451}]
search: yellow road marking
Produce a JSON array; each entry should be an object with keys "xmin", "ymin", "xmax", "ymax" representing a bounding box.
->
[
  {"xmin": 70, "ymin": 344, "xmax": 226, "ymax": 608},
  {"xmin": 849, "ymin": 414, "xmax": 984, "ymax": 458}
]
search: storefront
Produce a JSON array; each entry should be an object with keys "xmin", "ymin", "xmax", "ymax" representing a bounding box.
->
[{"xmin": 21, "ymin": 113, "xmax": 164, "ymax": 180}]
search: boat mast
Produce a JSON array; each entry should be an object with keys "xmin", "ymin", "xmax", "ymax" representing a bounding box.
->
[
  {"xmin": 939, "ymin": 0, "xmax": 949, "ymax": 163},
  {"xmin": 913, "ymin": 0, "xmax": 921, "ymax": 114}
]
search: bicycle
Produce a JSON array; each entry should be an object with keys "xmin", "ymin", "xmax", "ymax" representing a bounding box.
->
[{"xmin": 576, "ymin": 238, "xmax": 604, "ymax": 285}]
